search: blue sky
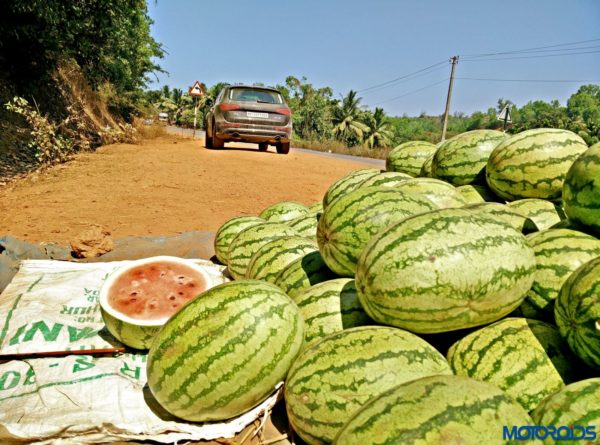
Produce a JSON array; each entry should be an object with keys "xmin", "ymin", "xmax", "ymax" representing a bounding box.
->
[{"xmin": 147, "ymin": 0, "xmax": 600, "ymax": 117}]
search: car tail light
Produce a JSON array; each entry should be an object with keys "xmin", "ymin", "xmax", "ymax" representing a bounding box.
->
[
  {"xmin": 219, "ymin": 103, "xmax": 241, "ymax": 111},
  {"xmin": 276, "ymin": 107, "xmax": 291, "ymax": 116}
]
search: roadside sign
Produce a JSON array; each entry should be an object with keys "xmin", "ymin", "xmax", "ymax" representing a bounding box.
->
[
  {"xmin": 497, "ymin": 105, "xmax": 512, "ymax": 123},
  {"xmin": 189, "ymin": 81, "xmax": 205, "ymax": 97}
]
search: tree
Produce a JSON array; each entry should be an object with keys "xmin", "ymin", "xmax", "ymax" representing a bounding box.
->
[
  {"xmin": 365, "ymin": 108, "xmax": 394, "ymax": 148},
  {"xmin": 566, "ymin": 84, "xmax": 600, "ymax": 144},
  {"xmin": 331, "ymin": 90, "xmax": 369, "ymax": 146}
]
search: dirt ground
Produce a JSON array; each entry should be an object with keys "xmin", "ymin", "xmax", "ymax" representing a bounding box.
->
[{"xmin": 0, "ymin": 135, "xmax": 376, "ymax": 246}]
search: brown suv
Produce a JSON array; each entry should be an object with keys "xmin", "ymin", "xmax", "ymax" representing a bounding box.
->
[{"xmin": 204, "ymin": 85, "xmax": 292, "ymax": 154}]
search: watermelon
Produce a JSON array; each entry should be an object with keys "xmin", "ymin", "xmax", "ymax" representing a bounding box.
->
[
  {"xmin": 214, "ymin": 216, "xmax": 265, "ymax": 265},
  {"xmin": 293, "ymin": 279, "xmax": 372, "ymax": 347},
  {"xmin": 522, "ymin": 228, "xmax": 600, "ymax": 320},
  {"xmin": 486, "ymin": 128, "xmax": 588, "ymax": 201},
  {"xmin": 307, "ymin": 201, "xmax": 324, "ymax": 215},
  {"xmin": 323, "ymin": 168, "xmax": 380, "ymax": 209},
  {"xmin": 246, "ymin": 236, "xmax": 318, "ymax": 283},
  {"xmin": 358, "ymin": 171, "xmax": 412, "ymax": 188},
  {"xmin": 274, "ymin": 251, "xmax": 338, "ymax": 299},
  {"xmin": 447, "ymin": 317, "xmax": 577, "ymax": 412},
  {"xmin": 334, "ymin": 375, "xmax": 539, "ymax": 445},
  {"xmin": 356, "ymin": 208, "xmax": 536, "ymax": 333},
  {"xmin": 563, "ymin": 143, "xmax": 600, "ymax": 234},
  {"xmin": 285, "ymin": 326, "xmax": 452, "ymax": 445},
  {"xmin": 287, "ymin": 213, "xmax": 320, "ymax": 239},
  {"xmin": 508, "ymin": 198, "xmax": 565, "ymax": 232},
  {"xmin": 259, "ymin": 201, "xmax": 309, "ymax": 223},
  {"xmin": 555, "ymin": 256, "xmax": 600, "ymax": 370},
  {"xmin": 147, "ymin": 280, "xmax": 303, "ymax": 422},
  {"xmin": 457, "ymin": 184, "xmax": 501, "ymax": 204},
  {"xmin": 227, "ymin": 222, "xmax": 299, "ymax": 280},
  {"xmin": 532, "ymin": 378, "xmax": 600, "ymax": 443},
  {"xmin": 465, "ymin": 202, "xmax": 536, "ymax": 233},
  {"xmin": 419, "ymin": 153, "xmax": 435, "ymax": 177},
  {"xmin": 432, "ymin": 129, "xmax": 508, "ymax": 186},
  {"xmin": 386, "ymin": 140, "xmax": 437, "ymax": 177},
  {"xmin": 392, "ymin": 177, "xmax": 467, "ymax": 209},
  {"xmin": 317, "ymin": 186, "xmax": 436, "ymax": 277}
]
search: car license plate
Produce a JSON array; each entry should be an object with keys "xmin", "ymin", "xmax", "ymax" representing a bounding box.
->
[{"xmin": 246, "ymin": 111, "xmax": 269, "ymax": 119}]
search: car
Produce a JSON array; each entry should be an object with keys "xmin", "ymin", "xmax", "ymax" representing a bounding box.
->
[{"xmin": 204, "ymin": 84, "xmax": 292, "ymax": 154}]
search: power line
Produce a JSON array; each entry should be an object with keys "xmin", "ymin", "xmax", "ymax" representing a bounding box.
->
[
  {"xmin": 461, "ymin": 49, "xmax": 600, "ymax": 62},
  {"xmin": 357, "ymin": 60, "xmax": 447, "ymax": 94},
  {"xmin": 374, "ymin": 78, "xmax": 449, "ymax": 105},
  {"xmin": 457, "ymin": 77, "xmax": 600, "ymax": 83},
  {"xmin": 461, "ymin": 37, "xmax": 600, "ymax": 57}
]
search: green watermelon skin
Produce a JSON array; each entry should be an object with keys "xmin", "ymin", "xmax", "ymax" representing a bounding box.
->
[
  {"xmin": 465, "ymin": 202, "xmax": 535, "ymax": 233},
  {"xmin": 419, "ymin": 153, "xmax": 435, "ymax": 177},
  {"xmin": 259, "ymin": 201, "xmax": 309, "ymax": 223},
  {"xmin": 532, "ymin": 378, "xmax": 600, "ymax": 445},
  {"xmin": 432, "ymin": 129, "xmax": 508, "ymax": 186},
  {"xmin": 307, "ymin": 201, "xmax": 324, "ymax": 215},
  {"xmin": 288, "ymin": 213, "xmax": 320, "ymax": 239},
  {"xmin": 458, "ymin": 184, "xmax": 501, "ymax": 204},
  {"xmin": 555, "ymin": 256, "xmax": 600, "ymax": 370},
  {"xmin": 293, "ymin": 279, "xmax": 372, "ymax": 347},
  {"xmin": 392, "ymin": 177, "xmax": 467, "ymax": 209},
  {"xmin": 522, "ymin": 229, "xmax": 600, "ymax": 320},
  {"xmin": 214, "ymin": 216, "xmax": 265, "ymax": 265},
  {"xmin": 285, "ymin": 326, "xmax": 452, "ymax": 445},
  {"xmin": 317, "ymin": 186, "xmax": 436, "ymax": 277},
  {"xmin": 359, "ymin": 171, "xmax": 412, "ymax": 188},
  {"xmin": 273, "ymin": 251, "xmax": 338, "ymax": 299},
  {"xmin": 508, "ymin": 199, "xmax": 565, "ymax": 232},
  {"xmin": 356, "ymin": 208, "xmax": 536, "ymax": 333},
  {"xmin": 333, "ymin": 375, "xmax": 539, "ymax": 445},
  {"xmin": 322, "ymin": 168, "xmax": 380, "ymax": 209},
  {"xmin": 246, "ymin": 236, "xmax": 319, "ymax": 283},
  {"xmin": 563, "ymin": 143, "xmax": 600, "ymax": 234},
  {"xmin": 147, "ymin": 280, "xmax": 303, "ymax": 422},
  {"xmin": 447, "ymin": 317, "xmax": 577, "ymax": 412},
  {"xmin": 386, "ymin": 140, "xmax": 438, "ymax": 177},
  {"xmin": 486, "ymin": 128, "xmax": 588, "ymax": 201},
  {"xmin": 227, "ymin": 222, "xmax": 299, "ymax": 280}
]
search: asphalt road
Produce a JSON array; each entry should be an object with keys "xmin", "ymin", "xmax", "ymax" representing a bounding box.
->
[{"xmin": 165, "ymin": 126, "xmax": 385, "ymax": 168}]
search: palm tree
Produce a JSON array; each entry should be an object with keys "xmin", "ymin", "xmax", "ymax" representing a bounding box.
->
[
  {"xmin": 331, "ymin": 90, "xmax": 369, "ymax": 146},
  {"xmin": 365, "ymin": 107, "xmax": 394, "ymax": 148}
]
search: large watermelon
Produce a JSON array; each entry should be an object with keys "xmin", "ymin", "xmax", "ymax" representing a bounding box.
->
[
  {"xmin": 259, "ymin": 201, "xmax": 309, "ymax": 223},
  {"xmin": 563, "ymin": 143, "xmax": 600, "ymax": 234},
  {"xmin": 386, "ymin": 140, "xmax": 437, "ymax": 177},
  {"xmin": 486, "ymin": 128, "xmax": 588, "ymax": 201},
  {"xmin": 274, "ymin": 251, "xmax": 337, "ymax": 299},
  {"xmin": 392, "ymin": 177, "xmax": 467, "ymax": 209},
  {"xmin": 432, "ymin": 129, "xmax": 508, "ymax": 186},
  {"xmin": 555, "ymin": 256, "xmax": 600, "ymax": 370},
  {"xmin": 359, "ymin": 171, "xmax": 412, "ymax": 188},
  {"xmin": 245, "ymin": 236, "xmax": 318, "ymax": 283},
  {"xmin": 147, "ymin": 280, "xmax": 303, "ymax": 422},
  {"xmin": 322, "ymin": 168, "xmax": 380, "ymax": 209},
  {"xmin": 333, "ymin": 375, "xmax": 539, "ymax": 445},
  {"xmin": 227, "ymin": 222, "xmax": 299, "ymax": 280},
  {"xmin": 285, "ymin": 326, "xmax": 452, "ymax": 445},
  {"xmin": 522, "ymin": 228, "xmax": 600, "ymax": 320},
  {"xmin": 317, "ymin": 186, "xmax": 436, "ymax": 276},
  {"xmin": 447, "ymin": 317, "xmax": 577, "ymax": 412},
  {"xmin": 356, "ymin": 208, "xmax": 536, "ymax": 333},
  {"xmin": 293, "ymin": 279, "xmax": 372, "ymax": 347},
  {"xmin": 507, "ymin": 198, "xmax": 565, "ymax": 232},
  {"xmin": 214, "ymin": 216, "xmax": 265, "ymax": 265}
]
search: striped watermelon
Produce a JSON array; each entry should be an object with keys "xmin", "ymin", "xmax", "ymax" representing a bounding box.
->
[
  {"xmin": 522, "ymin": 228, "xmax": 600, "ymax": 321},
  {"xmin": 457, "ymin": 184, "xmax": 501, "ymax": 204},
  {"xmin": 508, "ymin": 198, "xmax": 565, "ymax": 232},
  {"xmin": 563, "ymin": 143, "xmax": 600, "ymax": 234},
  {"xmin": 432, "ymin": 129, "xmax": 508, "ymax": 186},
  {"xmin": 287, "ymin": 213, "xmax": 320, "ymax": 239},
  {"xmin": 555, "ymin": 256, "xmax": 600, "ymax": 370},
  {"xmin": 356, "ymin": 208, "xmax": 536, "ymax": 333},
  {"xmin": 465, "ymin": 202, "xmax": 535, "ymax": 233},
  {"xmin": 259, "ymin": 201, "xmax": 309, "ymax": 222},
  {"xmin": 531, "ymin": 378, "xmax": 600, "ymax": 440},
  {"xmin": 100, "ymin": 306, "xmax": 162, "ymax": 350},
  {"xmin": 323, "ymin": 168, "xmax": 380, "ymax": 209},
  {"xmin": 147, "ymin": 280, "xmax": 303, "ymax": 422},
  {"xmin": 359, "ymin": 171, "xmax": 412, "ymax": 188},
  {"xmin": 274, "ymin": 251, "xmax": 338, "ymax": 299},
  {"xmin": 246, "ymin": 236, "xmax": 318, "ymax": 283},
  {"xmin": 334, "ymin": 375, "xmax": 538, "ymax": 445},
  {"xmin": 285, "ymin": 326, "xmax": 452, "ymax": 445},
  {"xmin": 392, "ymin": 177, "xmax": 467, "ymax": 209},
  {"xmin": 386, "ymin": 140, "xmax": 437, "ymax": 177},
  {"xmin": 227, "ymin": 222, "xmax": 299, "ymax": 280},
  {"xmin": 307, "ymin": 201, "xmax": 324, "ymax": 215},
  {"xmin": 317, "ymin": 186, "xmax": 436, "ymax": 276},
  {"xmin": 214, "ymin": 216, "xmax": 265, "ymax": 265},
  {"xmin": 419, "ymin": 153, "xmax": 435, "ymax": 177},
  {"xmin": 486, "ymin": 128, "xmax": 588, "ymax": 201},
  {"xmin": 447, "ymin": 317, "xmax": 577, "ymax": 412},
  {"xmin": 293, "ymin": 279, "xmax": 372, "ymax": 347}
]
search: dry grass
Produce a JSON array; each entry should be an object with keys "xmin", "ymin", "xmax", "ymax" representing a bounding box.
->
[
  {"xmin": 292, "ymin": 138, "xmax": 391, "ymax": 160},
  {"xmin": 134, "ymin": 119, "xmax": 168, "ymax": 139}
]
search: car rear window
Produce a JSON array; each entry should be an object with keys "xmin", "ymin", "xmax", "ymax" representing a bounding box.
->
[{"xmin": 229, "ymin": 88, "xmax": 283, "ymax": 104}]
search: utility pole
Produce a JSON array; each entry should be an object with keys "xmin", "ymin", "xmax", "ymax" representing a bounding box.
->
[{"xmin": 441, "ymin": 56, "xmax": 459, "ymax": 142}]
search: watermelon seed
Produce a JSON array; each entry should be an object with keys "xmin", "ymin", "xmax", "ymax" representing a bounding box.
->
[
  {"xmin": 178, "ymin": 291, "xmax": 184, "ymax": 296},
  {"xmin": 169, "ymin": 294, "xmax": 176, "ymax": 300}
]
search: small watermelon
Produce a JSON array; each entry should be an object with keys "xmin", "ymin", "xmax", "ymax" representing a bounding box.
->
[
  {"xmin": 287, "ymin": 213, "xmax": 320, "ymax": 239},
  {"xmin": 392, "ymin": 177, "xmax": 467, "ymax": 209},
  {"xmin": 465, "ymin": 202, "xmax": 535, "ymax": 233},
  {"xmin": 214, "ymin": 216, "xmax": 265, "ymax": 265},
  {"xmin": 507, "ymin": 198, "xmax": 565, "ymax": 231},
  {"xmin": 259, "ymin": 201, "xmax": 309, "ymax": 222},
  {"xmin": 419, "ymin": 153, "xmax": 435, "ymax": 178},
  {"xmin": 359, "ymin": 171, "xmax": 412, "ymax": 188},
  {"xmin": 386, "ymin": 140, "xmax": 437, "ymax": 177},
  {"xmin": 323, "ymin": 168, "xmax": 380, "ymax": 208},
  {"xmin": 274, "ymin": 251, "xmax": 338, "ymax": 299}
]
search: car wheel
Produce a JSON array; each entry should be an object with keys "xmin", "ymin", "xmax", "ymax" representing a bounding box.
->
[
  {"xmin": 205, "ymin": 132, "xmax": 213, "ymax": 149},
  {"xmin": 276, "ymin": 142, "xmax": 290, "ymax": 154},
  {"xmin": 213, "ymin": 134, "xmax": 225, "ymax": 149},
  {"xmin": 258, "ymin": 142, "xmax": 268, "ymax": 152}
]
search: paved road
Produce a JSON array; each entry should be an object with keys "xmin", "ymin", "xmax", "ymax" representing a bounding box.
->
[{"xmin": 165, "ymin": 126, "xmax": 385, "ymax": 168}]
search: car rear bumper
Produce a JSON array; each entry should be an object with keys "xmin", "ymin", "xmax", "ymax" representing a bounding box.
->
[{"xmin": 216, "ymin": 124, "xmax": 291, "ymax": 144}]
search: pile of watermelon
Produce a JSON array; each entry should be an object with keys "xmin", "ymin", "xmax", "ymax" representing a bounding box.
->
[{"xmin": 144, "ymin": 129, "xmax": 600, "ymax": 444}]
